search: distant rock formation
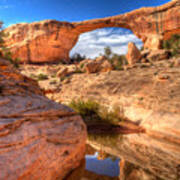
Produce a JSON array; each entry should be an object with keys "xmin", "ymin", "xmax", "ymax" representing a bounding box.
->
[
  {"xmin": 0, "ymin": 58, "xmax": 86, "ymax": 179},
  {"xmin": 3, "ymin": 0, "xmax": 180, "ymax": 63}
]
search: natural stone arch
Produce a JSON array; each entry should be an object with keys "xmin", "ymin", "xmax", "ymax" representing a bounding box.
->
[{"xmin": 3, "ymin": 0, "xmax": 180, "ymax": 63}]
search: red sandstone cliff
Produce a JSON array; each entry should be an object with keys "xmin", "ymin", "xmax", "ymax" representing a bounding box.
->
[
  {"xmin": 0, "ymin": 58, "xmax": 87, "ymax": 179},
  {"xmin": 2, "ymin": 0, "xmax": 180, "ymax": 63}
]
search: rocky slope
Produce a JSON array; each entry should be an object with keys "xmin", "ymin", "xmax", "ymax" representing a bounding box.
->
[
  {"xmin": 0, "ymin": 58, "xmax": 87, "ymax": 179},
  {"xmin": 3, "ymin": 0, "xmax": 180, "ymax": 63},
  {"xmin": 38, "ymin": 57, "xmax": 180, "ymax": 180}
]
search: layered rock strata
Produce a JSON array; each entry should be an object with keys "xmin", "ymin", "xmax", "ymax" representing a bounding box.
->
[
  {"xmin": 3, "ymin": 0, "xmax": 180, "ymax": 63},
  {"xmin": 0, "ymin": 58, "xmax": 86, "ymax": 179}
]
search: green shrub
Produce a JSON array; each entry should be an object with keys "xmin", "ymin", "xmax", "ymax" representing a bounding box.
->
[
  {"xmin": 51, "ymin": 74, "xmax": 56, "ymax": 78},
  {"xmin": 29, "ymin": 74, "xmax": 37, "ymax": 79},
  {"xmin": 74, "ymin": 68, "xmax": 84, "ymax": 74},
  {"xmin": 163, "ymin": 34, "xmax": 180, "ymax": 57},
  {"xmin": 69, "ymin": 99, "xmax": 100, "ymax": 120},
  {"xmin": 0, "ymin": 22, "xmax": 20, "ymax": 68},
  {"xmin": 80, "ymin": 63, "xmax": 85, "ymax": 69},
  {"xmin": 102, "ymin": 46, "xmax": 127, "ymax": 70},
  {"xmin": 104, "ymin": 46, "xmax": 112, "ymax": 59},
  {"xmin": 3, "ymin": 51, "xmax": 20, "ymax": 68},
  {"xmin": 37, "ymin": 73, "xmax": 48, "ymax": 81},
  {"xmin": 110, "ymin": 54, "xmax": 127, "ymax": 70},
  {"xmin": 69, "ymin": 99, "xmax": 124, "ymax": 126},
  {"xmin": 140, "ymin": 46, "xmax": 144, "ymax": 51},
  {"xmin": 60, "ymin": 76, "xmax": 66, "ymax": 82}
]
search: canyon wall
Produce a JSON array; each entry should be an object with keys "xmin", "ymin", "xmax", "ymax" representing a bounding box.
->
[{"xmin": 3, "ymin": 0, "xmax": 180, "ymax": 63}]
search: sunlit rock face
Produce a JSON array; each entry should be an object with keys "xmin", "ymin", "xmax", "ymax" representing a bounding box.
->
[
  {"xmin": 3, "ymin": 21, "xmax": 78, "ymax": 63},
  {"xmin": 3, "ymin": 0, "xmax": 180, "ymax": 63},
  {"xmin": 0, "ymin": 58, "xmax": 87, "ymax": 179},
  {"xmin": 54, "ymin": 60, "xmax": 180, "ymax": 179}
]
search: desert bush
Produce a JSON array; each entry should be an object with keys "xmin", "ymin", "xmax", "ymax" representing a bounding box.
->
[
  {"xmin": 74, "ymin": 68, "xmax": 84, "ymax": 74},
  {"xmin": 69, "ymin": 99, "xmax": 124, "ymax": 126},
  {"xmin": 102, "ymin": 46, "xmax": 127, "ymax": 70},
  {"xmin": 30, "ymin": 74, "xmax": 37, "ymax": 79},
  {"xmin": 70, "ymin": 53, "xmax": 86, "ymax": 63},
  {"xmin": 60, "ymin": 76, "xmax": 68, "ymax": 82},
  {"xmin": 163, "ymin": 34, "xmax": 180, "ymax": 56},
  {"xmin": 51, "ymin": 74, "xmax": 56, "ymax": 78},
  {"xmin": 111, "ymin": 54, "xmax": 127, "ymax": 70},
  {"xmin": 69, "ymin": 99, "xmax": 100, "ymax": 120},
  {"xmin": 80, "ymin": 63, "xmax": 85, "ymax": 69},
  {"xmin": 37, "ymin": 73, "xmax": 48, "ymax": 81},
  {"xmin": 3, "ymin": 51, "xmax": 20, "ymax": 68},
  {"xmin": 0, "ymin": 23, "xmax": 20, "ymax": 68},
  {"xmin": 49, "ymin": 80, "xmax": 57, "ymax": 85}
]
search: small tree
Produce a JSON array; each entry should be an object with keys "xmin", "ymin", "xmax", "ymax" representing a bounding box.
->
[
  {"xmin": 70, "ymin": 53, "xmax": 86, "ymax": 63},
  {"xmin": 104, "ymin": 46, "xmax": 112, "ymax": 59},
  {"xmin": 111, "ymin": 53, "xmax": 127, "ymax": 70},
  {"xmin": 102, "ymin": 46, "xmax": 127, "ymax": 70}
]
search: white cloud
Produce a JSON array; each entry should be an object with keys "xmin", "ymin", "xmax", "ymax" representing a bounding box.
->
[
  {"xmin": 0, "ymin": 5, "xmax": 12, "ymax": 9},
  {"xmin": 70, "ymin": 28, "xmax": 142, "ymax": 58}
]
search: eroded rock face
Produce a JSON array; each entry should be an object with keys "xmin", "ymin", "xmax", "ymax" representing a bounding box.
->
[
  {"xmin": 0, "ymin": 58, "xmax": 86, "ymax": 179},
  {"xmin": 3, "ymin": 0, "xmax": 180, "ymax": 63},
  {"xmin": 3, "ymin": 21, "xmax": 78, "ymax": 63}
]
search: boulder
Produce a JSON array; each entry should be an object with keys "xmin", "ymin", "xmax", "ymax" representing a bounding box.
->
[
  {"xmin": 126, "ymin": 42, "xmax": 141, "ymax": 65},
  {"xmin": 95, "ymin": 56, "xmax": 113, "ymax": 72},
  {"xmin": 98, "ymin": 60, "xmax": 113, "ymax": 72},
  {"xmin": 83, "ymin": 56, "xmax": 113, "ymax": 74},
  {"xmin": 3, "ymin": 0, "xmax": 179, "ymax": 63},
  {"xmin": 85, "ymin": 61, "xmax": 100, "ymax": 74},
  {"xmin": 0, "ymin": 58, "xmax": 86, "ymax": 179}
]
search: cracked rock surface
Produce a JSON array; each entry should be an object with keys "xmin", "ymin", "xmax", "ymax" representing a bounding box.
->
[{"xmin": 0, "ymin": 58, "xmax": 87, "ymax": 180}]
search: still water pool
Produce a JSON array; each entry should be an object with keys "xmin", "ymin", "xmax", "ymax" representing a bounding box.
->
[{"xmin": 85, "ymin": 152, "xmax": 120, "ymax": 177}]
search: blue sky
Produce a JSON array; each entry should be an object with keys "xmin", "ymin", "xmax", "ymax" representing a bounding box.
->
[{"xmin": 0, "ymin": 0, "xmax": 170, "ymax": 57}]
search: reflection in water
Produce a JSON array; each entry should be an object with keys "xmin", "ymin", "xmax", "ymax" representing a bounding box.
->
[{"xmin": 85, "ymin": 152, "xmax": 120, "ymax": 177}]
